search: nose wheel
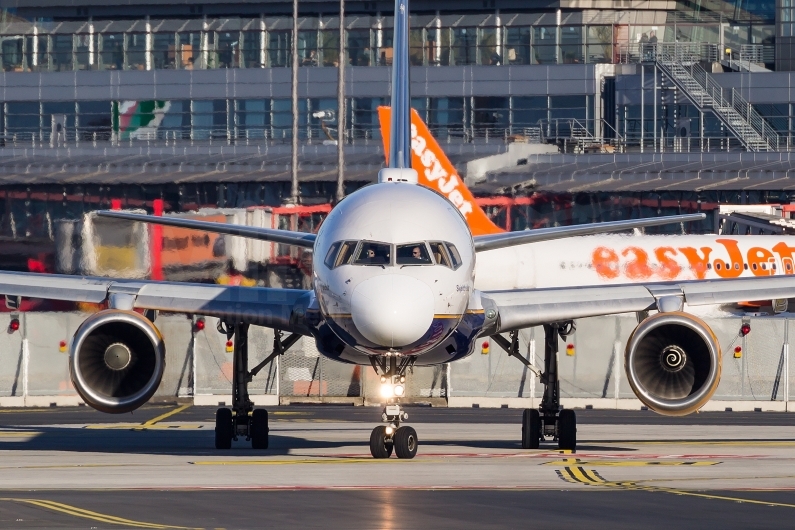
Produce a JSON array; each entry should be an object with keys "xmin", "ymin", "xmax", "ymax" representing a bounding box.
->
[{"xmin": 369, "ymin": 354, "xmax": 418, "ymax": 459}]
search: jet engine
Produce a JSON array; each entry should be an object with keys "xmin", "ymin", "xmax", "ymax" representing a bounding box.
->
[
  {"xmin": 624, "ymin": 312, "xmax": 721, "ymax": 416},
  {"xmin": 69, "ymin": 309, "xmax": 165, "ymax": 414}
]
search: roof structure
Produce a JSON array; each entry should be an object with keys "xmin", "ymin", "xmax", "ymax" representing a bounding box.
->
[{"xmin": 477, "ymin": 151, "xmax": 795, "ymax": 194}]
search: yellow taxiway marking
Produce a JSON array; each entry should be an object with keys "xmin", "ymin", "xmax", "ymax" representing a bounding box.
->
[
  {"xmin": 85, "ymin": 423, "xmax": 205, "ymax": 430},
  {"xmin": 556, "ymin": 466, "xmax": 795, "ymax": 509},
  {"xmin": 140, "ymin": 404, "xmax": 192, "ymax": 427},
  {"xmin": 0, "ymin": 431, "xmax": 40, "ymax": 437},
  {"xmin": 0, "ymin": 497, "xmax": 202, "ymax": 529},
  {"xmin": 545, "ymin": 458, "xmax": 720, "ymax": 467}
]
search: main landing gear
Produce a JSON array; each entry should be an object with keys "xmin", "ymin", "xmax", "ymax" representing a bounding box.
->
[
  {"xmin": 214, "ymin": 322, "xmax": 300, "ymax": 450},
  {"xmin": 369, "ymin": 354, "xmax": 418, "ymax": 459},
  {"xmin": 494, "ymin": 322, "xmax": 577, "ymax": 452}
]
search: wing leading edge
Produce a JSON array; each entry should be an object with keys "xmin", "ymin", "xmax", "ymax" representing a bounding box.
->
[
  {"xmin": 483, "ymin": 275, "xmax": 795, "ymax": 333},
  {"xmin": 0, "ymin": 271, "xmax": 313, "ymax": 335},
  {"xmin": 473, "ymin": 213, "xmax": 706, "ymax": 252},
  {"xmin": 97, "ymin": 211, "xmax": 317, "ymax": 248}
]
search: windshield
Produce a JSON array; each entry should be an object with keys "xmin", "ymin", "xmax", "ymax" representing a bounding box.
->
[
  {"xmin": 396, "ymin": 243, "xmax": 432, "ymax": 265},
  {"xmin": 353, "ymin": 242, "xmax": 391, "ymax": 265}
]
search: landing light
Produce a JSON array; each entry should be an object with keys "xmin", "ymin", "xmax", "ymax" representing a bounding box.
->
[
  {"xmin": 380, "ymin": 384, "xmax": 394, "ymax": 398},
  {"xmin": 394, "ymin": 384, "xmax": 405, "ymax": 397},
  {"xmin": 740, "ymin": 324, "xmax": 751, "ymax": 336},
  {"xmin": 8, "ymin": 318, "xmax": 19, "ymax": 332},
  {"xmin": 194, "ymin": 318, "xmax": 206, "ymax": 332}
]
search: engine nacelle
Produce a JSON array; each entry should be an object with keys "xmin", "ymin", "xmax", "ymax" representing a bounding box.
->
[
  {"xmin": 625, "ymin": 312, "xmax": 721, "ymax": 416},
  {"xmin": 69, "ymin": 309, "xmax": 165, "ymax": 414}
]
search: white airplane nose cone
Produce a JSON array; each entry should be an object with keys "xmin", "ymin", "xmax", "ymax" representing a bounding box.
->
[{"xmin": 351, "ymin": 274, "xmax": 434, "ymax": 347}]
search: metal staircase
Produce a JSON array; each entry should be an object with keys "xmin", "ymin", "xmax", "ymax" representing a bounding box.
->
[{"xmin": 655, "ymin": 44, "xmax": 779, "ymax": 152}]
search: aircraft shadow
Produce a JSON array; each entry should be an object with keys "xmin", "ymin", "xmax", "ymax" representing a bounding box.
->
[
  {"xmin": 0, "ymin": 426, "xmax": 636, "ymax": 455},
  {"xmin": 0, "ymin": 426, "xmax": 353, "ymax": 457}
]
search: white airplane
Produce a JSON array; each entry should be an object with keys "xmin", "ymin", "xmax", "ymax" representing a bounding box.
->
[{"xmin": 2, "ymin": 0, "xmax": 794, "ymax": 460}]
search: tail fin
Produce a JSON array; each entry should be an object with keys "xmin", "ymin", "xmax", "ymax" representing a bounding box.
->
[{"xmin": 378, "ymin": 106, "xmax": 504, "ymax": 235}]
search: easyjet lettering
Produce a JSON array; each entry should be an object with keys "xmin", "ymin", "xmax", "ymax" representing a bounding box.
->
[{"xmin": 591, "ymin": 240, "xmax": 795, "ymax": 281}]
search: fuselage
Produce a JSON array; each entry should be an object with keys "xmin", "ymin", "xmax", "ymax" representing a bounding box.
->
[
  {"xmin": 312, "ymin": 182, "xmax": 482, "ymax": 364},
  {"xmin": 475, "ymin": 234, "xmax": 795, "ymax": 291}
]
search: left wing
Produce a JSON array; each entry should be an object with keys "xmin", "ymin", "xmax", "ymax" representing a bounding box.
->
[
  {"xmin": 0, "ymin": 271, "xmax": 314, "ymax": 335},
  {"xmin": 97, "ymin": 211, "xmax": 317, "ymax": 248},
  {"xmin": 482, "ymin": 275, "xmax": 795, "ymax": 333},
  {"xmin": 473, "ymin": 214, "xmax": 705, "ymax": 252}
]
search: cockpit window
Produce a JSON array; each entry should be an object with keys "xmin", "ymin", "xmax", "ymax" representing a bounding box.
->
[
  {"xmin": 333, "ymin": 241, "xmax": 358, "ymax": 268},
  {"xmin": 445, "ymin": 243, "xmax": 462, "ymax": 269},
  {"xmin": 323, "ymin": 242, "xmax": 341, "ymax": 269},
  {"xmin": 354, "ymin": 242, "xmax": 391, "ymax": 265},
  {"xmin": 429, "ymin": 242, "xmax": 452, "ymax": 268},
  {"xmin": 396, "ymin": 243, "xmax": 432, "ymax": 265}
]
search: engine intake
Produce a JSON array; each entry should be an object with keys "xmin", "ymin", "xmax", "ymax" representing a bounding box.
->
[
  {"xmin": 625, "ymin": 312, "xmax": 721, "ymax": 416},
  {"xmin": 69, "ymin": 309, "xmax": 165, "ymax": 414}
]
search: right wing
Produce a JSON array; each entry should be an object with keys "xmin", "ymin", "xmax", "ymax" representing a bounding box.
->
[
  {"xmin": 482, "ymin": 275, "xmax": 795, "ymax": 333},
  {"xmin": 0, "ymin": 271, "xmax": 314, "ymax": 335},
  {"xmin": 473, "ymin": 214, "xmax": 706, "ymax": 252},
  {"xmin": 97, "ymin": 211, "xmax": 316, "ymax": 248}
]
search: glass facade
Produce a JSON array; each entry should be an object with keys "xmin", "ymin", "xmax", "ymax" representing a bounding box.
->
[
  {"xmin": 0, "ymin": 1, "xmax": 777, "ymax": 72},
  {"xmin": 0, "ymin": 95, "xmax": 596, "ymax": 145}
]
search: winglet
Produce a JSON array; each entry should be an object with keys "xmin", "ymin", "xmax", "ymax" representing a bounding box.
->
[{"xmin": 378, "ymin": 106, "xmax": 504, "ymax": 236}]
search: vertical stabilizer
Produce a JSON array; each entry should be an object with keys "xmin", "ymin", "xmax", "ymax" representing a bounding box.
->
[
  {"xmin": 388, "ymin": 0, "xmax": 411, "ymax": 169},
  {"xmin": 378, "ymin": 106, "xmax": 504, "ymax": 235}
]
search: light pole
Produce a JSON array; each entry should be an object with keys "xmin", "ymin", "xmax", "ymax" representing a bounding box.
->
[
  {"xmin": 290, "ymin": 0, "xmax": 300, "ymax": 204},
  {"xmin": 336, "ymin": 0, "xmax": 346, "ymax": 202}
]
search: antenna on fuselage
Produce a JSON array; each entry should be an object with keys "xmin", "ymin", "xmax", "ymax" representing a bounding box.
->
[{"xmin": 378, "ymin": 0, "xmax": 418, "ymax": 184}]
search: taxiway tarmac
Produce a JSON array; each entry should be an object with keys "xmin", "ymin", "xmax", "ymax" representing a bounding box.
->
[{"xmin": 0, "ymin": 404, "xmax": 791, "ymax": 529}]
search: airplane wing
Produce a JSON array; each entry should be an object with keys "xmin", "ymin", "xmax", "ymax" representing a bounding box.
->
[
  {"xmin": 473, "ymin": 214, "xmax": 706, "ymax": 252},
  {"xmin": 0, "ymin": 271, "xmax": 314, "ymax": 335},
  {"xmin": 97, "ymin": 211, "xmax": 317, "ymax": 248},
  {"xmin": 482, "ymin": 275, "xmax": 795, "ymax": 333}
]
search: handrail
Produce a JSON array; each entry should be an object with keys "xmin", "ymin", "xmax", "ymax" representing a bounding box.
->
[{"xmin": 655, "ymin": 48, "xmax": 779, "ymax": 151}]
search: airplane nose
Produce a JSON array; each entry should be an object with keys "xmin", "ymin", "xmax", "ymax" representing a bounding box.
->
[{"xmin": 351, "ymin": 274, "xmax": 434, "ymax": 348}]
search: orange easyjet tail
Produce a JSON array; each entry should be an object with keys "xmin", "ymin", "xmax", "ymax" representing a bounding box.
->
[{"xmin": 378, "ymin": 106, "xmax": 504, "ymax": 236}]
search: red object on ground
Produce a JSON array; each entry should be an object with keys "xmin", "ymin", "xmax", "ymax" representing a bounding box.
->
[{"xmin": 151, "ymin": 199, "xmax": 164, "ymax": 281}]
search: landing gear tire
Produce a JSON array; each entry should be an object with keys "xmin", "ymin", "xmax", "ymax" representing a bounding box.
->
[
  {"xmin": 558, "ymin": 409, "xmax": 577, "ymax": 451},
  {"xmin": 521, "ymin": 409, "xmax": 540, "ymax": 449},
  {"xmin": 393, "ymin": 426, "xmax": 418, "ymax": 459},
  {"xmin": 215, "ymin": 408, "xmax": 233, "ymax": 450},
  {"xmin": 370, "ymin": 426, "xmax": 393, "ymax": 459},
  {"xmin": 251, "ymin": 409, "xmax": 269, "ymax": 450}
]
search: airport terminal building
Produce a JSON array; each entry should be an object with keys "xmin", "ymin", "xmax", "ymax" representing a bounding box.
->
[{"xmin": 0, "ymin": 0, "xmax": 791, "ymax": 264}]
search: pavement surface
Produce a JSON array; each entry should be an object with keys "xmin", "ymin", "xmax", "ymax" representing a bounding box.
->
[{"xmin": 0, "ymin": 404, "xmax": 792, "ymax": 529}]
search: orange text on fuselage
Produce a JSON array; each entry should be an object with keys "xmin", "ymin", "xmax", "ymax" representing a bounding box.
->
[{"xmin": 591, "ymin": 240, "xmax": 795, "ymax": 280}]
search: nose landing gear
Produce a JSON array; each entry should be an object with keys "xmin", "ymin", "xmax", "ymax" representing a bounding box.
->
[{"xmin": 369, "ymin": 354, "xmax": 417, "ymax": 459}]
